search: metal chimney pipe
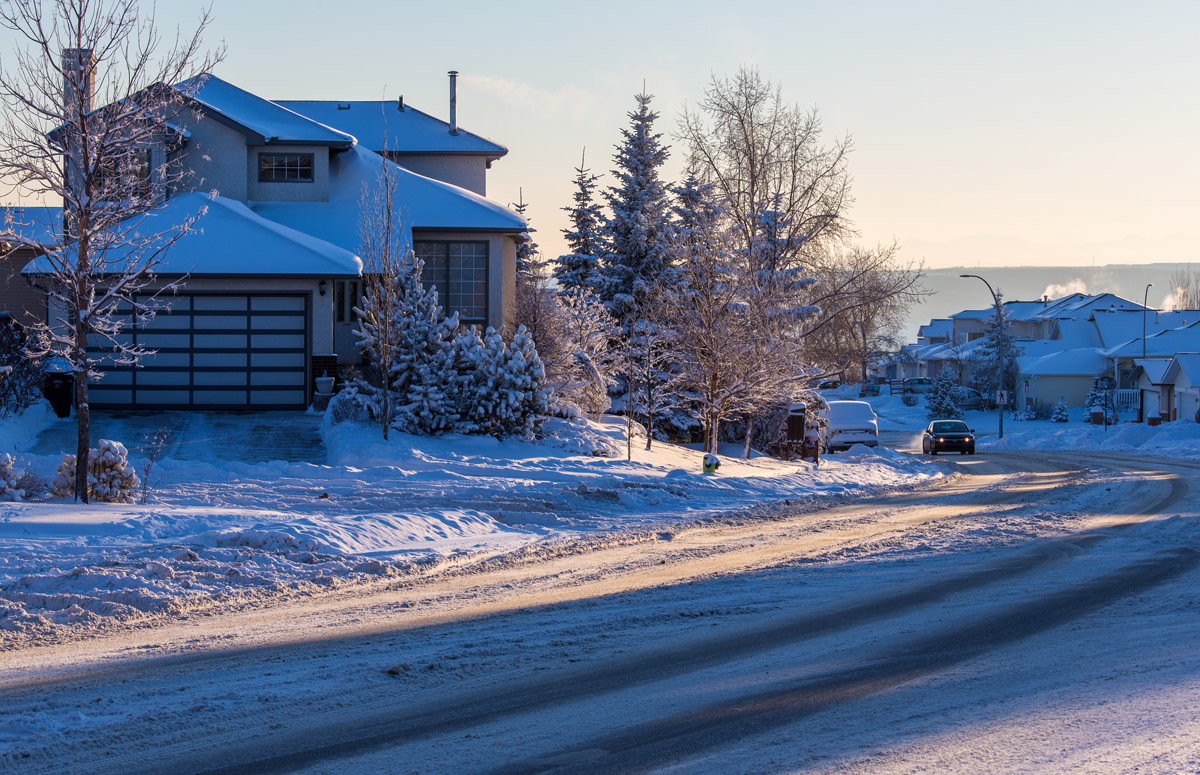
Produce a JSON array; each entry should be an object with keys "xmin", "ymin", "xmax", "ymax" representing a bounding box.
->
[{"xmin": 448, "ymin": 70, "xmax": 459, "ymax": 135}]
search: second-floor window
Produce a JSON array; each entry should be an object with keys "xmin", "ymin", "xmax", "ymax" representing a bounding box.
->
[
  {"xmin": 97, "ymin": 149, "xmax": 151, "ymax": 200},
  {"xmin": 259, "ymin": 153, "xmax": 313, "ymax": 182}
]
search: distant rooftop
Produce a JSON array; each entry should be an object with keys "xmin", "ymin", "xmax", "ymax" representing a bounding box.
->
[
  {"xmin": 0, "ymin": 205, "xmax": 61, "ymax": 245},
  {"xmin": 275, "ymin": 100, "xmax": 507, "ymax": 157}
]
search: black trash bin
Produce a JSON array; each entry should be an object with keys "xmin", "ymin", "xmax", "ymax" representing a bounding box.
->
[{"xmin": 43, "ymin": 371, "xmax": 74, "ymax": 418}]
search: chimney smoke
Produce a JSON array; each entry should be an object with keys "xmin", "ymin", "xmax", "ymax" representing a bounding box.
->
[{"xmin": 448, "ymin": 70, "xmax": 459, "ymax": 135}]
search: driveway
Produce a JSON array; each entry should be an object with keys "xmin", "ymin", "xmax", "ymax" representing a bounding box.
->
[{"xmin": 30, "ymin": 411, "xmax": 326, "ymax": 464}]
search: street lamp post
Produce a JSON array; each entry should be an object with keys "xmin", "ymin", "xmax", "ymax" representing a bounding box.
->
[
  {"xmin": 1142, "ymin": 283, "xmax": 1153, "ymax": 361},
  {"xmin": 961, "ymin": 274, "xmax": 1005, "ymax": 440}
]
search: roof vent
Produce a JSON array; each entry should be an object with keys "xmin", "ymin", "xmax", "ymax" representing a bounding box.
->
[
  {"xmin": 397, "ymin": 95, "xmax": 404, "ymax": 111},
  {"xmin": 337, "ymin": 103, "xmax": 351, "ymax": 110}
]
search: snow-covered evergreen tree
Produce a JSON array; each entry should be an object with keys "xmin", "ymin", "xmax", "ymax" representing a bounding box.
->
[
  {"xmin": 501, "ymin": 325, "xmax": 550, "ymax": 438},
  {"xmin": 601, "ymin": 91, "xmax": 672, "ymax": 323},
  {"xmin": 1051, "ymin": 396, "xmax": 1070, "ymax": 422},
  {"xmin": 554, "ymin": 152, "xmax": 606, "ymax": 296},
  {"xmin": 926, "ymin": 368, "xmax": 963, "ymax": 419},
  {"xmin": 557, "ymin": 289, "xmax": 621, "ymax": 419},
  {"xmin": 969, "ymin": 292, "xmax": 1021, "ymax": 404},
  {"xmin": 1085, "ymin": 379, "xmax": 1117, "ymax": 423},
  {"xmin": 390, "ymin": 249, "xmax": 460, "ymax": 434},
  {"xmin": 511, "ymin": 190, "xmax": 538, "ymax": 279}
]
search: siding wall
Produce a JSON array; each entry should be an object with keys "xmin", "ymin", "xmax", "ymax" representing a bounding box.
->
[{"xmin": 0, "ymin": 247, "xmax": 47, "ymax": 326}]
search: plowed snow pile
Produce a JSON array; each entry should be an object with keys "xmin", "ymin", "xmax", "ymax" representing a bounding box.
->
[{"xmin": 0, "ymin": 405, "xmax": 943, "ymax": 642}]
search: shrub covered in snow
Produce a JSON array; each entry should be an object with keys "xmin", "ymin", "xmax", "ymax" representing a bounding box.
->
[
  {"xmin": 51, "ymin": 440, "xmax": 140, "ymax": 503},
  {"xmin": 0, "ymin": 317, "xmax": 44, "ymax": 418},
  {"xmin": 0, "ymin": 453, "xmax": 24, "ymax": 501}
]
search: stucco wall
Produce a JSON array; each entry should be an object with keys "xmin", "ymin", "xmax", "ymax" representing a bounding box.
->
[
  {"xmin": 246, "ymin": 145, "xmax": 330, "ymax": 202},
  {"xmin": 178, "ymin": 115, "xmax": 249, "ymax": 201},
  {"xmin": 387, "ymin": 154, "xmax": 488, "ymax": 195},
  {"xmin": 1029, "ymin": 375, "xmax": 1091, "ymax": 408}
]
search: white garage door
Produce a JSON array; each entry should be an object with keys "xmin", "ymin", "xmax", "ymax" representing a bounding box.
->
[{"xmin": 90, "ymin": 293, "xmax": 309, "ymax": 409}]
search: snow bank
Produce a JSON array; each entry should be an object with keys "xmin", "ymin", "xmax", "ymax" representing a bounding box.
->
[
  {"xmin": 983, "ymin": 419, "xmax": 1200, "ymax": 459},
  {"xmin": 0, "ymin": 401, "xmax": 57, "ymax": 453},
  {"xmin": 0, "ymin": 412, "xmax": 945, "ymax": 643}
]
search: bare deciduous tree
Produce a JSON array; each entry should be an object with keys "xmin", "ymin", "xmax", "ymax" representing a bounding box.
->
[
  {"xmin": 1165, "ymin": 265, "xmax": 1200, "ymax": 311},
  {"xmin": 353, "ymin": 159, "xmax": 403, "ymax": 439},
  {"xmin": 0, "ymin": 0, "xmax": 220, "ymax": 502}
]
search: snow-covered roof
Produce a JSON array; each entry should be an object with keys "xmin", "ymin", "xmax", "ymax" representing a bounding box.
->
[
  {"xmin": 1134, "ymin": 358, "xmax": 1171, "ymax": 384},
  {"xmin": 1091, "ymin": 308, "xmax": 1198, "ymax": 348},
  {"xmin": 1164, "ymin": 353, "xmax": 1200, "ymax": 386},
  {"xmin": 22, "ymin": 192, "xmax": 361, "ymax": 277},
  {"xmin": 1103, "ymin": 319, "xmax": 1200, "ymax": 358},
  {"xmin": 250, "ymin": 146, "xmax": 526, "ymax": 254},
  {"xmin": 275, "ymin": 101, "xmax": 507, "ymax": 157},
  {"xmin": 1, "ymin": 206, "xmax": 62, "ymax": 246},
  {"xmin": 177, "ymin": 75, "xmax": 356, "ymax": 148},
  {"xmin": 917, "ymin": 319, "xmax": 953, "ymax": 341},
  {"xmin": 1052, "ymin": 318, "xmax": 1103, "ymax": 349},
  {"xmin": 1018, "ymin": 347, "xmax": 1107, "ymax": 377}
]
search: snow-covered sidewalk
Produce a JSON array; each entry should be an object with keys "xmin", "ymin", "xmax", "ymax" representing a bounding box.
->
[{"xmin": 0, "ymin": 407, "xmax": 945, "ymax": 643}]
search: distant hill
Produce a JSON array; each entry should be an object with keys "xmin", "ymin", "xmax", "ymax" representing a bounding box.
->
[{"xmin": 902, "ymin": 263, "xmax": 1193, "ymax": 340}]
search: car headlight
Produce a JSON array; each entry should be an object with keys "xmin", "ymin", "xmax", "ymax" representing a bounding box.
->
[{"xmin": 937, "ymin": 437, "xmax": 945, "ymax": 442}]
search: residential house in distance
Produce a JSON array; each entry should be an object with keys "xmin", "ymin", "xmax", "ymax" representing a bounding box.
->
[
  {"xmin": 897, "ymin": 291, "xmax": 1200, "ymax": 420},
  {"xmin": 6, "ymin": 62, "xmax": 526, "ymax": 411}
]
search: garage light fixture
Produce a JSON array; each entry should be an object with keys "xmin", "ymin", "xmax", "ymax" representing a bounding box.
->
[{"xmin": 319, "ymin": 280, "xmax": 327, "ymax": 297}]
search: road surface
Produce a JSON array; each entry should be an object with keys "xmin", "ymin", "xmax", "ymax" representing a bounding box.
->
[{"xmin": 1, "ymin": 451, "xmax": 1196, "ymax": 775}]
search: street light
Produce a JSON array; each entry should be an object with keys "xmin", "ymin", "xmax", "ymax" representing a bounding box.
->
[
  {"xmin": 961, "ymin": 274, "xmax": 1004, "ymax": 440},
  {"xmin": 1142, "ymin": 283, "xmax": 1153, "ymax": 362}
]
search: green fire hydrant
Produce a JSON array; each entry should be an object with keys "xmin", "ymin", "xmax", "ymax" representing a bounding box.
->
[{"xmin": 703, "ymin": 453, "xmax": 720, "ymax": 475}]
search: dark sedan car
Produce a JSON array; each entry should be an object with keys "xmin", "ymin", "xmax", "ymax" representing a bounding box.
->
[{"xmin": 922, "ymin": 420, "xmax": 976, "ymax": 455}]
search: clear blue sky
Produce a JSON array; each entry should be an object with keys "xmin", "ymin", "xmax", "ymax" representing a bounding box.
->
[{"xmin": 12, "ymin": 0, "xmax": 1200, "ymax": 268}]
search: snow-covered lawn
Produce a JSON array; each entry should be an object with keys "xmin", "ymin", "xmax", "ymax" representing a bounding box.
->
[{"xmin": 0, "ymin": 405, "xmax": 944, "ymax": 643}]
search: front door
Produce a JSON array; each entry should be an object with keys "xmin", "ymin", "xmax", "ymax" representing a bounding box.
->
[{"xmin": 333, "ymin": 279, "xmax": 361, "ymax": 365}]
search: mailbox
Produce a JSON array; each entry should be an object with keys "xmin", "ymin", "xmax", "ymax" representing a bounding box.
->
[{"xmin": 786, "ymin": 402, "xmax": 807, "ymax": 444}]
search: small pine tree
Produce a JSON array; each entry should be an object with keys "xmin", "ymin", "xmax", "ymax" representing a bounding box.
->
[
  {"xmin": 926, "ymin": 368, "xmax": 963, "ymax": 419},
  {"xmin": 1051, "ymin": 396, "xmax": 1070, "ymax": 422},
  {"xmin": 502, "ymin": 325, "xmax": 550, "ymax": 438},
  {"xmin": 389, "ymin": 249, "xmax": 460, "ymax": 433},
  {"xmin": 554, "ymin": 151, "xmax": 606, "ymax": 296},
  {"xmin": 1084, "ymin": 379, "xmax": 1117, "ymax": 423}
]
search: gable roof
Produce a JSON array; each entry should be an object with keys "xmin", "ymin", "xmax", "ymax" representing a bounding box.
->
[
  {"xmin": 275, "ymin": 100, "xmax": 507, "ymax": 157},
  {"xmin": 177, "ymin": 75, "xmax": 356, "ymax": 149},
  {"xmin": 249, "ymin": 146, "xmax": 526, "ymax": 254},
  {"xmin": 22, "ymin": 192, "xmax": 361, "ymax": 278},
  {"xmin": 1103, "ymin": 319, "xmax": 1200, "ymax": 358},
  {"xmin": 1164, "ymin": 353, "xmax": 1200, "ymax": 386},
  {"xmin": 1134, "ymin": 358, "xmax": 1172, "ymax": 385}
]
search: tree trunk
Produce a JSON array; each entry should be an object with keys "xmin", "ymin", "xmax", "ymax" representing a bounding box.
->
[
  {"xmin": 73, "ymin": 326, "xmax": 89, "ymax": 504},
  {"xmin": 742, "ymin": 422, "xmax": 753, "ymax": 460}
]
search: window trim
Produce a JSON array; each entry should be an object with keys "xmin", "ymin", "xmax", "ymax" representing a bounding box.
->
[
  {"xmin": 413, "ymin": 239, "xmax": 490, "ymax": 326},
  {"xmin": 258, "ymin": 152, "xmax": 315, "ymax": 183}
]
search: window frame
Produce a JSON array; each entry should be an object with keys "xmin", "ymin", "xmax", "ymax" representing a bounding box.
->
[
  {"xmin": 413, "ymin": 239, "xmax": 490, "ymax": 326},
  {"xmin": 258, "ymin": 152, "xmax": 315, "ymax": 183}
]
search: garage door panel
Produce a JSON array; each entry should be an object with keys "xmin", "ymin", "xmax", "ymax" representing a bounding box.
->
[{"xmin": 89, "ymin": 293, "xmax": 309, "ymax": 410}]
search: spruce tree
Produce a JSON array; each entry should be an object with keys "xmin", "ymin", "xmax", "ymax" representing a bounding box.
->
[
  {"xmin": 391, "ymin": 249, "xmax": 459, "ymax": 433},
  {"xmin": 601, "ymin": 90, "xmax": 672, "ymax": 323},
  {"xmin": 969, "ymin": 292, "xmax": 1020, "ymax": 403},
  {"xmin": 1051, "ymin": 396, "xmax": 1070, "ymax": 422},
  {"xmin": 554, "ymin": 151, "xmax": 606, "ymax": 296},
  {"xmin": 511, "ymin": 190, "xmax": 539, "ymax": 279},
  {"xmin": 926, "ymin": 368, "xmax": 963, "ymax": 419}
]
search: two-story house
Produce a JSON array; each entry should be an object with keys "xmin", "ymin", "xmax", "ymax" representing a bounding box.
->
[{"xmin": 14, "ymin": 62, "xmax": 526, "ymax": 411}]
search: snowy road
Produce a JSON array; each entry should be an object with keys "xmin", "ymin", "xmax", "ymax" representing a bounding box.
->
[{"xmin": 2, "ymin": 451, "xmax": 1197, "ymax": 774}]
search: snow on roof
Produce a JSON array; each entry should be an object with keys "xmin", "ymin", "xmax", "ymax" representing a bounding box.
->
[
  {"xmin": 22, "ymin": 192, "xmax": 361, "ymax": 277},
  {"xmin": 1018, "ymin": 347, "xmax": 1107, "ymax": 376},
  {"xmin": 1134, "ymin": 358, "xmax": 1171, "ymax": 384},
  {"xmin": 1, "ymin": 206, "xmax": 62, "ymax": 246},
  {"xmin": 1164, "ymin": 353, "xmax": 1200, "ymax": 385},
  {"xmin": 918, "ymin": 319, "xmax": 953, "ymax": 340},
  {"xmin": 250, "ymin": 145, "xmax": 526, "ymax": 254},
  {"xmin": 1091, "ymin": 308, "xmax": 1198, "ymax": 348},
  {"xmin": 1103, "ymin": 319, "xmax": 1200, "ymax": 358},
  {"xmin": 177, "ymin": 75, "xmax": 356, "ymax": 148},
  {"xmin": 275, "ymin": 100, "xmax": 507, "ymax": 157},
  {"xmin": 1053, "ymin": 318, "xmax": 1103, "ymax": 348}
]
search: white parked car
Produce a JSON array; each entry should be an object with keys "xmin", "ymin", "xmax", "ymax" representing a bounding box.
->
[{"xmin": 820, "ymin": 400, "xmax": 880, "ymax": 452}]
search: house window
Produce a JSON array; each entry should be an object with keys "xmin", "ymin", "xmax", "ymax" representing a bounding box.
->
[
  {"xmin": 335, "ymin": 279, "xmax": 358, "ymax": 323},
  {"xmin": 414, "ymin": 241, "xmax": 488, "ymax": 324},
  {"xmin": 98, "ymin": 149, "xmax": 151, "ymax": 200},
  {"xmin": 259, "ymin": 153, "xmax": 314, "ymax": 182}
]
